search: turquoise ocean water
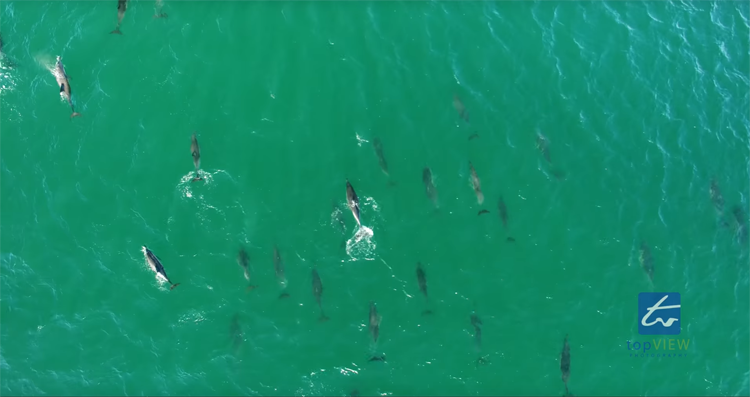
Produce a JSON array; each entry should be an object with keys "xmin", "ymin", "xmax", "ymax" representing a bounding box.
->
[{"xmin": 1, "ymin": 1, "xmax": 749, "ymax": 395}]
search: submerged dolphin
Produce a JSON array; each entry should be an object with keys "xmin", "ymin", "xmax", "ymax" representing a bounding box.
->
[
  {"xmin": 54, "ymin": 56, "xmax": 81, "ymax": 118},
  {"xmin": 237, "ymin": 247, "xmax": 256, "ymax": 291},
  {"xmin": 111, "ymin": 0, "xmax": 128, "ymax": 34},
  {"xmin": 154, "ymin": 0, "xmax": 168, "ymax": 18},
  {"xmin": 372, "ymin": 138, "xmax": 389, "ymax": 177},
  {"xmin": 561, "ymin": 334, "xmax": 571, "ymax": 393},
  {"xmin": 732, "ymin": 205, "xmax": 748, "ymax": 244},
  {"xmin": 0, "ymin": 34, "xmax": 15, "ymax": 69},
  {"xmin": 346, "ymin": 179, "xmax": 361, "ymax": 226},
  {"xmin": 141, "ymin": 246, "xmax": 180, "ymax": 290},
  {"xmin": 639, "ymin": 242, "xmax": 654, "ymax": 282},
  {"xmin": 469, "ymin": 162, "xmax": 484, "ymax": 205},
  {"xmin": 369, "ymin": 301, "xmax": 380, "ymax": 343},
  {"xmin": 190, "ymin": 132, "xmax": 203, "ymax": 182},
  {"xmin": 709, "ymin": 178, "xmax": 724, "ymax": 215},
  {"xmin": 498, "ymin": 196, "xmax": 508, "ymax": 229},
  {"xmin": 422, "ymin": 167, "xmax": 438, "ymax": 209},
  {"xmin": 230, "ymin": 313, "xmax": 243, "ymax": 353},
  {"xmin": 453, "ymin": 94, "xmax": 469, "ymax": 123},
  {"xmin": 470, "ymin": 310, "xmax": 488, "ymax": 365},
  {"xmin": 273, "ymin": 245, "xmax": 289, "ymax": 298},
  {"xmin": 311, "ymin": 268, "xmax": 329, "ymax": 321},
  {"xmin": 536, "ymin": 131, "xmax": 551, "ymax": 163},
  {"xmin": 416, "ymin": 262, "xmax": 433, "ymax": 315}
]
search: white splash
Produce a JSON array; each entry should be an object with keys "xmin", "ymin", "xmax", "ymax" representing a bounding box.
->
[
  {"xmin": 345, "ymin": 225, "xmax": 375, "ymax": 260},
  {"xmin": 355, "ymin": 133, "xmax": 369, "ymax": 147}
]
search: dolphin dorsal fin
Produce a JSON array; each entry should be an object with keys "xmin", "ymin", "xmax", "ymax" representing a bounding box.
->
[{"xmin": 59, "ymin": 83, "xmax": 65, "ymax": 92}]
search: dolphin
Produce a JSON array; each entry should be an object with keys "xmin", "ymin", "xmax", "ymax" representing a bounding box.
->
[
  {"xmin": 470, "ymin": 311, "xmax": 488, "ymax": 365},
  {"xmin": 229, "ymin": 313, "xmax": 243, "ymax": 353},
  {"xmin": 732, "ymin": 204, "xmax": 748, "ymax": 244},
  {"xmin": 141, "ymin": 246, "xmax": 180, "ymax": 290},
  {"xmin": 273, "ymin": 245, "xmax": 289, "ymax": 298},
  {"xmin": 422, "ymin": 167, "xmax": 438, "ymax": 208},
  {"xmin": 470, "ymin": 311, "xmax": 482, "ymax": 330},
  {"xmin": 111, "ymin": 0, "xmax": 128, "ymax": 34},
  {"xmin": 416, "ymin": 262, "xmax": 428, "ymax": 298},
  {"xmin": 416, "ymin": 262, "xmax": 433, "ymax": 315},
  {"xmin": 368, "ymin": 354, "xmax": 386, "ymax": 362},
  {"xmin": 469, "ymin": 161, "xmax": 484, "ymax": 205},
  {"xmin": 367, "ymin": 302, "xmax": 385, "ymax": 363},
  {"xmin": 346, "ymin": 179, "xmax": 361, "ymax": 226},
  {"xmin": 498, "ymin": 196, "xmax": 508, "ymax": 229},
  {"xmin": 237, "ymin": 247, "xmax": 256, "ymax": 291},
  {"xmin": 536, "ymin": 131, "xmax": 551, "ymax": 163},
  {"xmin": 331, "ymin": 200, "xmax": 347, "ymax": 248},
  {"xmin": 639, "ymin": 242, "xmax": 654, "ymax": 282},
  {"xmin": 190, "ymin": 132, "xmax": 203, "ymax": 182},
  {"xmin": 154, "ymin": 0, "xmax": 168, "ymax": 18},
  {"xmin": 560, "ymin": 334, "xmax": 571, "ymax": 391},
  {"xmin": 369, "ymin": 301, "xmax": 380, "ymax": 343},
  {"xmin": 709, "ymin": 178, "xmax": 724, "ymax": 215},
  {"xmin": 311, "ymin": 268, "xmax": 329, "ymax": 321},
  {"xmin": 372, "ymin": 138, "xmax": 389, "ymax": 177},
  {"xmin": 54, "ymin": 56, "xmax": 81, "ymax": 118},
  {"xmin": 332, "ymin": 200, "xmax": 346, "ymax": 233},
  {"xmin": 0, "ymin": 34, "xmax": 13, "ymax": 69},
  {"xmin": 453, "ymin": 94, "xmax": 469, "ymax": 123},
  {"xmin": 498, "ymin": 196, "xmax": 514, "ymax": 242}
]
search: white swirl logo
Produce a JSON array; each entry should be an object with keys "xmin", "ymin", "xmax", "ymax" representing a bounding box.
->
[{"xmin": 641, "ymin": 295, "xmax": 680, "ymax": 327}]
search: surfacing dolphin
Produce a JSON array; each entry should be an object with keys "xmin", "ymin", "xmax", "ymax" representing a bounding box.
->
[
  {"xmin": 154, "ymin": 0, "xmax": 168, "ymax": 18},
  {"xmin": 54, "ymin": 56, "xmax": 81, "ymax": 119},
  {"xmin": 346, "ymin": 179, "xmax": 361, "ymax": 226},
  {"xmin": 0, "ymin": 34, "xmax": 16, "ymax": 69},
  {"xmin": 111, "ymin": 0, "xmax": 128, "ymax": 35},
  {"xmin": 141, "ymin": 246, "xmax": 180, "ymax": 290},
  {"xmin": 190, "ymin": 132, "xmax": 203, "ymax": 182},
  {"xmin": 311, "ymin": 268, "xmax": 329, "ymax": 321}
]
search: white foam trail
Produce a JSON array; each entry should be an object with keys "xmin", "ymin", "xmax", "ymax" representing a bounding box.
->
[{"xmin": 345, "ymin": 225, "xmax": 375, "ymax": 261}]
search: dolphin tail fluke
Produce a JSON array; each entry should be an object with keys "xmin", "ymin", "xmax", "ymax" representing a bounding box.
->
[
  {"xmin": 279, "ymin": 291, "xmax": 290, "ymax": 299},
  {"xmin": 319, "ymin": 313, "xmax": 330, "ymax": 322},
  {"xmin": 477, "ymin": 209, "xmax": 489, "ymax": 216},
  {"xmin": 245, "ymin": 285, "xmax": 257, "ymax": 292},
  {"xmin": 421, "ymin": 309, "xmax": 434, "ymax": 316},
  {"xmin": 506, "ymin": 237, "xmax": 516, "ymax": 242},
  {"xmin": 110, "ymin": 28, "xmax": 122, "ymax": 35},
  {"xmin": 170, "ymin": 283, "xmax": 180, "ymax": 290},
  {"xmin": 387, "ymin": 180, "xmax": 397, "ymax": 188},
  {"xmin": 192, "ymin": 171, "xmax": 203, "ymax": 182},
  {"xmin": 71, "ymin": 112, "xmax": 81, "ymax": 119},
  {"xmin": 368, "ymin": 354, "xmax": 386, "ymax": 362},
  {"xmin": 468, "ymin": 133, "xmax": 479, "ymax": 141},
  {"xmin": 154, "ymin": 13, "xmax": 168, "ymax": 18}
]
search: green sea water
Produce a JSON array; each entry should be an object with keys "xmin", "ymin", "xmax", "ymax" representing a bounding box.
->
[{"xmin": 1, "ymin": 0, "xmax": 749, "ymax": 395}]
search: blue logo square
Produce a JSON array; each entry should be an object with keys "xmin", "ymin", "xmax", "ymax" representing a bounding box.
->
[{"xmin": 638, "ymin": 292, "xmax": 681, "ymax": 335}]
